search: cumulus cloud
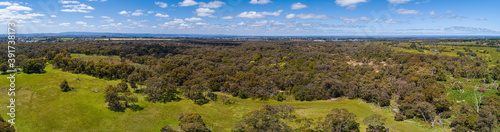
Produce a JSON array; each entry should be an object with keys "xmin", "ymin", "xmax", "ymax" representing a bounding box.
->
[
  {"xmin": 84, "ymin": 15, "xmax": 94, "ymax": 18},
  {"xmin": 195, "ymin": 8, "xmax": 216, "ymax": 17},
  {"xmin": 179, "ymin": 0, "xmax": 198, "ymax": 6},
  {"xmin": 199, "ymin": 1, "xmax": 225, "ymax": 8},
  {"xmin": 0, "ymin": 2, "xmax": 44, "ymax": 22},
  {"xmin": 249, "ymin": 0, "xmax": 272, "ymax": 4},
  {"xmin": 387, "ymin": 0, "xmax": 412, "ymax": 4},
  {"xmin": 119, "ymin": 10, "xmax": 128, "ymax": 15},
  {"xmin": 155, "ymin": 1, "xmax": 168, "ymax": 8},
  {"xmin": 59, "ymin": 0, "xmax": 94, "ymax": 13},
  {"xmin": 51, "ymin": 15, "xmax": 57, "ymax": 18},
  {"xmin": 395, "ymin": 8, "xmax": 422, "ymax": 15},
  {"xmin": 291, "ymin": 2, "xmax": 307, "ymax": 9},
  {"xmin": 155, "ymin": 13, "xmax": 169, "ymax": 18},
  {"xmin": 285, "ymin": 13, "xmax": 329, "ymax": 19},
  {"xmin": 335, "ymin": 0, "xmax": 367, "ymax": 9},
  {"xmin": 340, "ymin": 16, "xmax": 378, "ymax": 23},
  {"xmin": 185, "ymin": 17, "xmax": 203, "ymax": 22},
  {"xmin": 236, "ymin": 10, "xmax": 283, "ymax": 18}
]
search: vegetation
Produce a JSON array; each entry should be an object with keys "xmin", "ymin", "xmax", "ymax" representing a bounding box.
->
[
  {"xmin": 0, "ymin": 115, "xmax": 15, "ymax": 132},
  {"xmin": 1, "ymin": 38, "xmax": 499, "ymax": 131}
]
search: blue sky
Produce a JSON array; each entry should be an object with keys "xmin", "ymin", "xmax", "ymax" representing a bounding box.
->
[{"xmin": 0, "ymin": 0, "xmax": 499, "ymax": 36}]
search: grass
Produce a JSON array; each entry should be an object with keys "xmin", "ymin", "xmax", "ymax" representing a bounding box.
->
[
  {"xmin": 0, "ymin": 66, "xmax": 445, "ymax": 132},
  {"xmin": 71, "ymin": 53, "xmax": 147, "ymax": 68}
]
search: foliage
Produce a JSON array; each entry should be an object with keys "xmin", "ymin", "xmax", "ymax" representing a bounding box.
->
[
  {"xmin": 233, "ymin": 104, "xmax": 294, "ymax": 132},
  {"xmin": 178, "ymin": 113, "xmax": 210, "ymax": 132},
  {"xmin": 319, "ymin": 108, "xmax": 360, "ymax": 132},
  {"xmin": 60, "ymin": 79, "xmax": 71, "ymax": 92}
]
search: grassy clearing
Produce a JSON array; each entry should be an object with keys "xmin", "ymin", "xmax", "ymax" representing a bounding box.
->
[
  {"xmin": 71, "ymin": 53, "xmax": 147, "ymax": 68},
  {"xmin": 0, "ymin": 66, "xmax": 444, "ymax": 132}
]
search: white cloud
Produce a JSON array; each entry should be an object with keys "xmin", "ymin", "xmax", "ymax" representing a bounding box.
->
[
  {"xmin": 155, "ymin": 13, "xmax": 169, "ymax": 18},
  {"xmin": 155, "ymin": 1, "xmax": 168, "ymax": 8},
  {"xmin": 291, "ymin": 2, "xmax": 307, "ymax": 10},
  {"xmin": 249, "ymin": 0, "xmax": 272, "ymax": 4},
  {"xmin": 59, "ymin": 0, "xmax": 94, "ymax": 13},
  {"xmin": 101, "ymin": 16, "xmax": 114, "ymax": 23},
  {"xmin": 185, "ymin": 17, "xmax": 203, "ymax": 22},
  {"xmin": 395, "ymin": 8, "xmax": 422, "ymax": 15},
  {"xmin": 195, "ymin": 8, "xmax": 215, "ymax": 17},
  {"xmin": 51, "ymin": 15, "xmax": 57, "ymax": 18},
  {"xmin": 340, "ymin": 16, "xmax": 378, "ymax": 23},
  {"xmin": 84, "ymin": 15, "xmax": 94, "ymax": 18},
  {"xmin": 75, "ymin": 21, "xmax": 87, "ymax": 25},
  {"xmin": 222, "ymin": 16, "xmax": 233, "ymax": 19},
  {"xmin": 59, "ymin": 23, "xmax": 70, "ymax": 26},
  {"xmin": 387, "ymin": 0, "xmax": 412, "ymax": 4},
  {"xmin": 199, "ymin": 1, "xmax": 225, "ymax": 8},
  {"xmin": 0, "ymin": 2, "xmax": 12, "ymax": 6},
  {"xmin": 335, "ymin": 0, "xmax": 367, "ymax": 9},
  {"xmin": 236, "ymin": 10, "xmax": 283, "ymax": 18},
  {"xmin": 0, "ymin": 2, "xmax": 44, "ymax": 22},
  {"xmin": 179, "ymin": 0, "xmax": 198, "ymax": 6},
  {"xmin": 161, "ymin": 18, "xmax": 193, "ymax": 29},
  {"xmin": 119, "ymin": 10, "xmax": 128, "ymax": 15},
  {"xmin": 148, "ymin": 11, "xmax": 154, "ymax": 14},
  {"xmin": 6, "ymin": 4, "xmax": 32, "ymax": 11},
  {"xmin": 131, "ymin": 10, "xmax": 145, "ymax": 16},
  {"xmin": 285, "ymin": 13, "xmax": 329, "ymax": 19}
]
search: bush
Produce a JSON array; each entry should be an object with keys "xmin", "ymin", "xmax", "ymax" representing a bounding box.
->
[
  {"xmin": 439, "ymin": 111, "xmax": 452, "ymax": 119},
  {"xmin": 275, "ymin": 92, "xmax": 285, "ymax": 101},
  {"xmin": 129, "ymin": 104, "xmax": 144, "ymax": 111},
  {"xmin": 395, "ymin": 113, "xmax": 406, "ymax": 121},
  {"xmin": 60, "ymin": 80, "xmax": 71, "ymax": 92}
]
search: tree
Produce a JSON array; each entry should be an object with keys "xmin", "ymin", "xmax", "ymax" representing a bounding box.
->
[
  {"xmin": 364, "ymin": 114, "xmax": 389, "ymax": 132},
  {"xmin": 144, "ymin": 77, "xmax": 180, "ymax": 103},
  {"xmin": 178, "ymin": 113, "xmax": 210, "ymax": 132},
  {"xmin": 233, "ymin": 105, "xmax": 294, "ymax": 132},
  {"xmin": 104, "ymin": 85, "xmax": 125, "ymax": 112},
  {"xmin": 116, "ymin": 81, "xmax": 129, "ymax": 92},
  {"xmin": 60, "ymin": 80, "xmax": 71, "ymax": 92},
  {"xmin": 0, "ymin": 63, "xmax": 8, "ymax": 73},
  {"xmin": 0, "ymin": 115, "xmax": 15, "ymax": 132},
  {"xmin": 320, "ymin": 108, "xmax": 360, "ymax": 132},
  {"xmin": 22, "ymin": 58, "xmax": 45, "ymax": 73}
]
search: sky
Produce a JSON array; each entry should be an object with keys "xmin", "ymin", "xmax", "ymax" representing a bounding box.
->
[{"xmin": 0, "ymin": 0, "xmax": 499, "ymax": 36}]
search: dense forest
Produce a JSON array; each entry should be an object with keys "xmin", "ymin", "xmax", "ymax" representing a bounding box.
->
[{"xmin": 1, "ymin": 39, "xmax": 499, "ymax": 131}]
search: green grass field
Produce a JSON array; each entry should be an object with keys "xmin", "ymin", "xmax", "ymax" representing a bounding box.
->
[{"xmin": 0, "ymin": 66, "xmax": 445, "ymax": 132}]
